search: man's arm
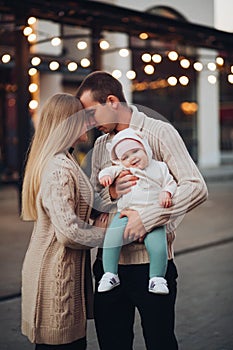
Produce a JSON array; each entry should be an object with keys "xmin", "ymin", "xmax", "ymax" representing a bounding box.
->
[{"xmin": 141, "ymin": 121, "xmax": 208, "ymax": 232}]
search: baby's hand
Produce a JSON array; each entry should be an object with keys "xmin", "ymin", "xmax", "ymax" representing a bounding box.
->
[
  {"xmin": 159, "ymin": 191, "xmax": 172, "ymax": 208},
  {"xmin": 99, "ymin": 175, "xmax": 112, "ymax": 187}
]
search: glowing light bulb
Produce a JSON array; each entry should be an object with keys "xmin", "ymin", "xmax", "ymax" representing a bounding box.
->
[
  {"xmin": 152, "ymin": 54, "xmax": 162, "ymax": 63},
  {"xmin": 119, "ymin": 49, "xmax": 129, "ymax": 57},
  {"xmin": 31, "ymin": 57, "xmax": 41, "ymax": 66},
  {"xmin": 80, "ymin": 58, "xmax": 90, "ymax": 68},
  {"xmin": 168, "ymin": 51, "xmax": 178, "ymax": 61},
  {"xmin": 193, "ymin": 62, "xmax": 203, "ymax": 71},
  {"xmin": 51, "ymin": 37, "xmax": 61, "ymax": 46},
  {"xmin": 77, "ymin": 41, "xmax": 87, "ymax": 50},
  {"xmin": 126, "ymin": 70, "xmax": 136, "ymax": 80},
  {"xmin": 141, "ymin": 53, "xmax": 151, "ymax": 63},
  {"xmin": 144, "ymin": 65, "xmax": 154, "ymax": 75},
  {"xmin": 167, "ymin": 76, "xmax": 177, "ymax": 86},
  {"xmin": 49, "ymin": 61, "xmax": 60, "ymax": 71},
  {"xmin": 67, "ymin": 62, "xmax": 78, "ymax": 71},
  {"xmin": 208, "ymin": 75, "xmax": 217, "ymax": 84},
  {"xmin": 2, "ymin": 54, "xmax": 11, "ymax": 63},
  {"xmin": 112, "ymin": 70, "xmax": 122, "ymax": 79}
]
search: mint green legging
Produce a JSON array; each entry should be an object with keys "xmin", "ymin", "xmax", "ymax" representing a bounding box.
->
[{"xmin": 102, "ymin": 212, "xmax": 168, "ymax": 278}]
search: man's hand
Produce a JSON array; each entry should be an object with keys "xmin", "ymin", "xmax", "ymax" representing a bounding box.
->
[
  {"xmin": 109, "ymin": 170, "xmax": 138, "ymax": 200},
  {"xmin": 119, "ymin": 209, "xmax": 146, "ymax": 242}
]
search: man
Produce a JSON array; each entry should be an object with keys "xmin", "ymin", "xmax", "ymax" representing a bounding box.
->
[{"xmin": 76, "ymin": 71, "xmax": 208, "ymax": 350}]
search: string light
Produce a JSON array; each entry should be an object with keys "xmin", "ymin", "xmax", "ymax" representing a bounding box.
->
[
  {"xmin": 112, "ymin": 69, "xmax": 122, "ymax": 79},
  {"xmin": 77, "ymin": 41, "xmax": 87, "ymax": 50},
  {"xmin": 29, "ymin": 100, "xmax": 38, "ymax": 109},
  {"xmin": 141, "ymin": 53, "xmax": 151, "ymax": 63},
  {"xmin": 28, "ymin": 17, "xmax": 37, "ymax": 25},
  {"xmin": 227, "ymin": 74, "xmax": 233, "ymax": 84},
  {"xmin": 126, "ymin": 70, "xmax": 136, "ymax": 79},
  {"xmin": 168, "ymin": 51, "xmax": 178, "ymax": 61},
  {"xmin": 99, "ymin": 40, "xmax": 110, "ymax": 50},
  {"xmin": 144, "ymin": 64, "xmax": 154, "ymax": 75},
  {"xmin": 31, "ymin": 57, "xmax": 41, "ymax": 66},
  {"xmin": 1, "ymin": 54, "xmax": 11, "ymax": 63},
  {"xmin": 119, "ymin": 49, "xmax": 129, "ymax": 57},
  {"xmin": 28, "ymin": 83, "xmax": 38, "ymax": 93},
  {"xmin": 23, "ymin": 26, "xmax": 33, "ymax": 36},
  {"xmin": 49, "ymin": 61, "xmax": 60, "ymax": 70},
  {"xmin": 139, "ymin": 32, "xmax": 148, "ymax": 40},
  {"xmin": 208, "ymin": 75, "xmax": 217, "ymax": 84},
  {"xmin": 180, "ymin": 58, "xmax": 190, "ymax": 69},
  {"xmin": 193, "ymin": 62, "xmax": 203, "ymax": 71},
  {"xmin": 67, "ymin": 62, "xmax": 78, "ymax": 71},
  {"xmin": 167, "ymin": 76, "xmax": 178, "ymax": 86},
  {"xmin": 207, "ymin": 62, "xmax": 217, "ymax": 71},
  {"xmin": 216, "ymin": 57, "xmax": 224, "ymax": 66},
  {"xmin": 51, "ymin": 37, "xmax": 62, "ymax": 46},
  {"xmin": 80, "ymin": 58, "xmax": 90, "ymax": 67},
  {"xmin": 3, "ymin": 23, "xmax": 233, "ymax": 90},
  {"xmin": 179, "ymin": 76, "xmax": 189, "ymax": 85},
  {"xmin": 152, "ymin": 54, "xmax": 162, "ymax": 63},
  {"xmin": 28, "ymin": 33, "xmax": 37, "ymax": 42},
  {"xmin": 28, "ymin": 68, "xmax": 37, "ymax": 76}
]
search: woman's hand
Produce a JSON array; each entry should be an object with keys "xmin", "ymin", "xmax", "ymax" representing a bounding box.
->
[
  {"xmin": 109, "ymin": 170, "xmax": 138, "ymax": 200},
  {"xmin": 94, "ymin": 213, "xmax": 109, "ymax": 230}
]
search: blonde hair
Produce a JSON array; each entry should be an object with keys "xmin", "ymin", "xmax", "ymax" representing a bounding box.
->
[{"xmin": 21, "ymin": 93, "xmax": 84, "ymax": 221}]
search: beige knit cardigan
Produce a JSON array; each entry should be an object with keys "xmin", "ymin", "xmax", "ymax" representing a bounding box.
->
[
  {"xmin": 21, "ymin": 152, "xmax": 104, "ymax": 345},
  {"xmin": 91, "ymin": 105, "xmax": 208, "ymax": 264}
]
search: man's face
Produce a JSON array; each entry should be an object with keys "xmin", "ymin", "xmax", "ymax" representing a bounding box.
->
[{"xmin": 80, "ymin": 90, "xmax": 118, "ymax": 134}]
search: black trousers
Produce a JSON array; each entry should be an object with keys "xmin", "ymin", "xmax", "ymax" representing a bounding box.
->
[
  {"xmin": 35, "ymin": 337, "xmax": 86, "ymax": 350},
  {"xmin": 93, "ymin": 259, "xmax": 178, "ymax": 350}
]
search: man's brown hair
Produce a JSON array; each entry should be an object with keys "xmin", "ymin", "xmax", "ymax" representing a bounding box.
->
[{"xmin": 76, "ymin": 71, "xmax": 127, "ymax": 104}]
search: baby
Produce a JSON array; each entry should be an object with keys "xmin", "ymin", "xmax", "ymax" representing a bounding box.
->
[{"xmin": 98, "ymin": 128, "xmax": 177, "ymax": 294}]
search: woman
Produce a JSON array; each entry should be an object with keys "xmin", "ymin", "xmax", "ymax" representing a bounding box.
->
[{"xmin": 21, "ymin": 93, "xmax": 107, "ymax": 349}]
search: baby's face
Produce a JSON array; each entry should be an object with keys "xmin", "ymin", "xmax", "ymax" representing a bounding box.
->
[{"xmin": 120, "ymin": 148, "xmax": 148, "ymax": 169}]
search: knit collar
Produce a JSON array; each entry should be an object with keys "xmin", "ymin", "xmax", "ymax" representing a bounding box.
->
[{"xmin": 129, "ymin": 105, "xmax": 146, "ymax": 132}]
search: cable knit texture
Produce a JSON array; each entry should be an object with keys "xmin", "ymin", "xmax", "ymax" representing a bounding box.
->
[
  {"xmin": 21, "ymin": 152, "xmax": 104, "ymax": 345},
  {"xmin": 91, "ymin": 106, "xmax": 208, "ymax": 264}
]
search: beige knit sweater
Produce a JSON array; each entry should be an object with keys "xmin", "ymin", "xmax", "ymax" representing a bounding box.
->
[
  {"xmin": 91, "ymin": 105, "xmax": 208, "ymax": 264},
  {"xmin": 21, "ymin": 152, "xmax": 104, "ymax": 345}
]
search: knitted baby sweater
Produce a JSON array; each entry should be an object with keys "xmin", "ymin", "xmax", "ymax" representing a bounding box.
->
[{"xmin": 21, "ymin": 152, "xmax": 104, "ymax": 344}]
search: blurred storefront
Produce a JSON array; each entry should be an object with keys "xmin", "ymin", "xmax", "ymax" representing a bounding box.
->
[{"xmin": 0, "ymin": 0, "xmax": 232, "ymax": 184}]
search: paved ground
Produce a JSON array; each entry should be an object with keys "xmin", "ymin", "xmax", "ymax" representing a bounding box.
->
[{"xmin": 0, "ymin": 167, "xmax": 233, "ymax": 349}]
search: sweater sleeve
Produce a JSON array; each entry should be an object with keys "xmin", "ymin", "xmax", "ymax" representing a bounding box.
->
[
  {"xmin": 42, "ymin": 169, "xmax": 105, "ymax": 250},
  {"xmin": 160, "ymin": 162, "xmax": 177, "ymax": 196},
  {"xmin": 90, "ymin": 137, "xmax": 117, "ymax": 213},
  {"xmin": 98, "ymin": 165, "xmax": 122, "ymax": 183},
  {"xmin": 141, "ymin": 122, "xmax": 208, "ymax": 232}
]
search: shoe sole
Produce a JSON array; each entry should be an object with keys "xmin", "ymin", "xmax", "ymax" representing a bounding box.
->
[
  {"xmin": 148, "ymin": 288, "xmax": 169, "ymax": 295},
  {"xmin": 98, "ymin": 282, "xmax": 120, "ymax": 292}
]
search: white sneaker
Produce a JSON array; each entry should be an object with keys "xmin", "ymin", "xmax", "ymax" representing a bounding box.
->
[
  {"xmin": 148, "ymin": 277, "xmax": 169, "ymax": 295},
  {"xmin": 98, "ymin": 272, "xmax": 120, "ymax": 292}
]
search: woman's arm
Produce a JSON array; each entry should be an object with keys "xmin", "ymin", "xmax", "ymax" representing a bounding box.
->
[{"xmin": 42, "ymin": 170, "xmax": 106, "ymax": 249}]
